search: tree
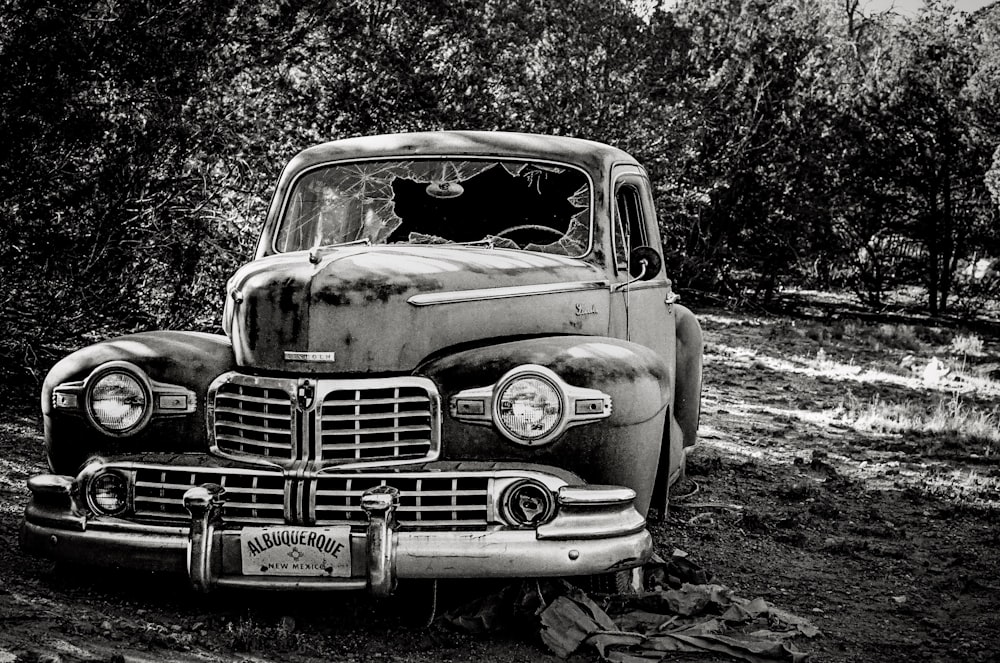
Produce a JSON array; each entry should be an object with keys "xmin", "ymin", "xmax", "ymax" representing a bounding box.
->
[
  {"xmin": 643, "ymin": 0, "xmax": 832, "ymax": 300},
  {"xmin": 877, "ymin": 1, "xmax": 999, "ymax": 313}
]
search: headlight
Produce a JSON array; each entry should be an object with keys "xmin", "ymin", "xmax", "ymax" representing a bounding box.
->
[
  {"xmin": 87, "ymin": 471, "xmax": 129, "ymax": 516},
  {"xmin": 501, "ymin": 479, "xmax": 556, "ymax": 527},
  {"xmin": 84, "ymin": 362, "xmax": 153, "ymax": 436},
  {"xmin": 494, "ymin": 369, "xmax": 565, "ymax": 445}
]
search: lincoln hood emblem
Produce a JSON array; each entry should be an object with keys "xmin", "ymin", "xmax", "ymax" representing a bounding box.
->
[
  {"xmin": 296, "ymin": 379, "xmax": 315, "ymax": 411},
  {"xmin": 285, "ymin": 351, "xmax": 337, "ymax": 362}
]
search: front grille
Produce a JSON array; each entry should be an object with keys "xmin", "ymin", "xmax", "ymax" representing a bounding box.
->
[
  {"xmin": 209, "ymin": 373, "xmax": 440, "ymax": 467},
  {"xmin": 213, "ymin": 382, "xmax": 294, "ymax": 459},
  {"xmin": 315, "ymin": 475, "xmax": 490, "ymax": 528},
  {"xmin": 133, "ymin": 467, "xmax": 285, "ymax": 525},
  {"xmin": 319, "ymin": 386, "xmax": 433, "ymax": 462}
]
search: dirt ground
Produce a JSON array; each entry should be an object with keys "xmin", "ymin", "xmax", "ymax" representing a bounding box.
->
[{"xmin": 2, "ymin": 303, "xmax": 998, "ymax": 662}]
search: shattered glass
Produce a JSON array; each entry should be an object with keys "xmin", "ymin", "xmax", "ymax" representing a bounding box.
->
[{"xmin": 275, "ymin": 159, "xmax": 592, "ymax": 257}]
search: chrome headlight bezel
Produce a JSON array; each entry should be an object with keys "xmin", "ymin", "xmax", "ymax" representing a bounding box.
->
[
  {"xmin": 450, "ymin": 364, "xmax": 612, "ymax": 447},
  {"xmin": 85, "ymin": 468, "xmax": 130, "ymax": 516},
  {"xmin": 51, "ymin": 361, "xmax": 197, "ymax": 435},
  {"xmin": 83, "ymin": 361, "xmax": 155, "ymax": 437},
  {"xmin": 492, "ymin": 367, "xmax": 567, "ymax": 446},
  {"xmin": 500, "ymin": 478, "xmax": 557, "ymax": 527}
]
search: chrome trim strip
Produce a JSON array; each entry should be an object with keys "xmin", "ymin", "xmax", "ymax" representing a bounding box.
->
[
  {"xmin": 87, "ymin": 520, "xmax": 187, "ymax": 535},
  {"xmin": 620, "ymin": 279, "xmax": 669, "ymax": 293},
  {"xmin": 558, "ymin": 485, "xmax": 636, "ymax": 505},
  {"xmin": 306, "ymin": 470, "xmax": 318, "ymax": 526},
  {"xmin": 407, "ymin": 280, "xmax": 609, "ymax": 306}
]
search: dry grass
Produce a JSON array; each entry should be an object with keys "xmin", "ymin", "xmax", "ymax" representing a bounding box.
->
[
  {"xmin": 701, "ymin": 311, "xmax": 1000, "ymax": 512},
  {"xmin": 836, "ymin": 392, "xmax": 1000, "ymax": 449},
  {"xmin": 871, "ymin": 323, "xmax": 924, "ymax": 352},
  {"xmin": 227, "ymin": 614, "xmax": 299, "ymax": 653},
  {"xmin": 949, "ymin": 333, "xmax": 985, "ymax": 357}
]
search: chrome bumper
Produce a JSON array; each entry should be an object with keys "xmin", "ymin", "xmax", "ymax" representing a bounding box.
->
[{"xmin": 22, "ymin": 474, "xmax": 652, "ymax": 595}]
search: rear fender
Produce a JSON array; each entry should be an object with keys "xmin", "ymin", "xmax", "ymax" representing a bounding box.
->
[{"xmin": 650, "ymin": 304, "xmax": 703, "ymax": 518}]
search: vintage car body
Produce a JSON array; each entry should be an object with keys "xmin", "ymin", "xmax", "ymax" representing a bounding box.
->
[{"xmin": 22, "ymin": 131, "xmax": 703, "ymax": 594}]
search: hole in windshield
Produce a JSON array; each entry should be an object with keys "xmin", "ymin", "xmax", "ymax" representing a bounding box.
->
[{"xmin": 275, "ymin": 159, "xmax": 592, "ymax": 257}]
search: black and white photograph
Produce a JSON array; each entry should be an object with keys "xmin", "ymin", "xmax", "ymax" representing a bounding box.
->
[{"xmin": 1, "ymin": 1, "xmax": 998, "ymax": 661}]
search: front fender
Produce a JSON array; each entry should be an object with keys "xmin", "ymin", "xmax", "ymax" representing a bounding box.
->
[
  {"xmin": 415, "ymin": 336, "xmax": 672, "ymax": 515},
  {"xmin": 42, "ymin": 331, "xmax": 236, "ymax": 474}
]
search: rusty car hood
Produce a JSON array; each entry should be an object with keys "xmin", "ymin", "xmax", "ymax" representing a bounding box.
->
[{"xmin": 224, "ymin": 246, "xmax": 611, "ymax": 372}]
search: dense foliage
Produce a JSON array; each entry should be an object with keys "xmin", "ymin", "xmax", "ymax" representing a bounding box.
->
[{"xmin": 2, "ymin": 0, "xmax": 999, "ymax": 390}]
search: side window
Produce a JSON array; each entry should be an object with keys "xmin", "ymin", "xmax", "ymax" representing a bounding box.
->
[{"xmin": 614, "ymin": 183, "xmax": 648, "ymax": 269}]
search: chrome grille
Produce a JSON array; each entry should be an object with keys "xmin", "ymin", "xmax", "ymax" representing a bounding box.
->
[
  {"xmin": 209, "ymin": 373, "xmax": 440, "ymax": 467},
  {"xmin": 132, "ymin": 467, "xmax": 285, "ymax": 525},
  {"xmin": 315, "ymin": 475, "xmax": 490, "ymax": 528},
  {"xmin": 213, "ymin": 382, "xmax": 293, "ymax": 459},
  {"xmin": 320, "ymin": 386, "xmax": 433, "ymax": 462}
]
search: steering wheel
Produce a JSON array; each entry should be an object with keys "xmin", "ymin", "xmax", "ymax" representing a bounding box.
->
[{"xmin": 493, "ymin": 224, "xmax": 564, "ymax": 241}]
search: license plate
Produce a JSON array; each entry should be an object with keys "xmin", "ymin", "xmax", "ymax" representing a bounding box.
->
[{"xmin": 240, "ymin": 526, "xmax": 352, "ymax": 577}]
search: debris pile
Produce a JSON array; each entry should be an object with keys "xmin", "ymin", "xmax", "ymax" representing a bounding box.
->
[{"xmin": 444, "ymin": 553, "xmax": 818, "ymax": 662}]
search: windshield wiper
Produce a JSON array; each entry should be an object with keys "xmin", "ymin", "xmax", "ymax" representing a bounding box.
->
[{"xmin": 454, "ymin": 238, "xmax": 495, "ymax": 249}]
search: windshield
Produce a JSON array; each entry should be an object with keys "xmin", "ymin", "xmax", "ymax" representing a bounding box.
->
[{"xmin": 275, "ymin": 159, "xmax": 592, "ymax": 256}]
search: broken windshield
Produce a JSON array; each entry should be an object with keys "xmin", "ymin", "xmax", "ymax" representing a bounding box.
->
[{"xmin": 274, "ymin": 159, "xmax": 592, "ymax": 257}]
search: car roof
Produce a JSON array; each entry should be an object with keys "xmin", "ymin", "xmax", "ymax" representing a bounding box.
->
[{"xmin": 285, "ymin": 131, "xmax": 639, "ymax": 173}]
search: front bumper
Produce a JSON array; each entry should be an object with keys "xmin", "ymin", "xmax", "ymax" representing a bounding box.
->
[{"xmin": 22, "ymin": 473, "xmax": 652, "ymax": 595}]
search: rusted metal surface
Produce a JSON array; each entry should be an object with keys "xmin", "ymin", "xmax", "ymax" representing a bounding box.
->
[{"xmin": 224, "ymin": 247, "xmax": 610, "ymax": 373}]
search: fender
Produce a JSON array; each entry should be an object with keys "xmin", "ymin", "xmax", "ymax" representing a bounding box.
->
[
  {"xmin": 674, "ymin": 304, "xmax": 703, "ymax": 449},
  {"xmin": 42, "ymin": 331, "xmax": 236, "ymax": 474},
  {"xmin": 415, "ymin": 335, "xmax": 672, "ymax": 515},
  {"xmin": 648, "ymin": 304, "xmax": 704, "ymax": 517}
]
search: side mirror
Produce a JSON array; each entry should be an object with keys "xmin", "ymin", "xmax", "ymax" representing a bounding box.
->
[
  {"xmin": 614, "ymin": 246, "xmax": 663, "ymax": 292},
  {"xmin": 629, "ymin": 246, "xmax": 662, "ymax": 280}
]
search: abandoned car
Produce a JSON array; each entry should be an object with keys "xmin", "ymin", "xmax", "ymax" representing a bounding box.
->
[{"xmin": 22, "ymin": 131, "xmax": 703, "ymax": 594}]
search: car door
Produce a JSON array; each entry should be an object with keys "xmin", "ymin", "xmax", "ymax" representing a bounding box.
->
[{"xmin": 608, "ymin": 165, "xmax": 676, "ymax": 363}]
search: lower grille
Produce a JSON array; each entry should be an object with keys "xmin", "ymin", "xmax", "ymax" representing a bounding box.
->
[
  {"xmin": 314, "ymin": 475, "xmax": 490, "ymax": 528},
  {"xmin": 133, "ymin": 467, "xmax": 285, "ymax": 525},
  {"xmin": 129, "ymin": 468, "xmax": 491, "ymax": 530}
]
